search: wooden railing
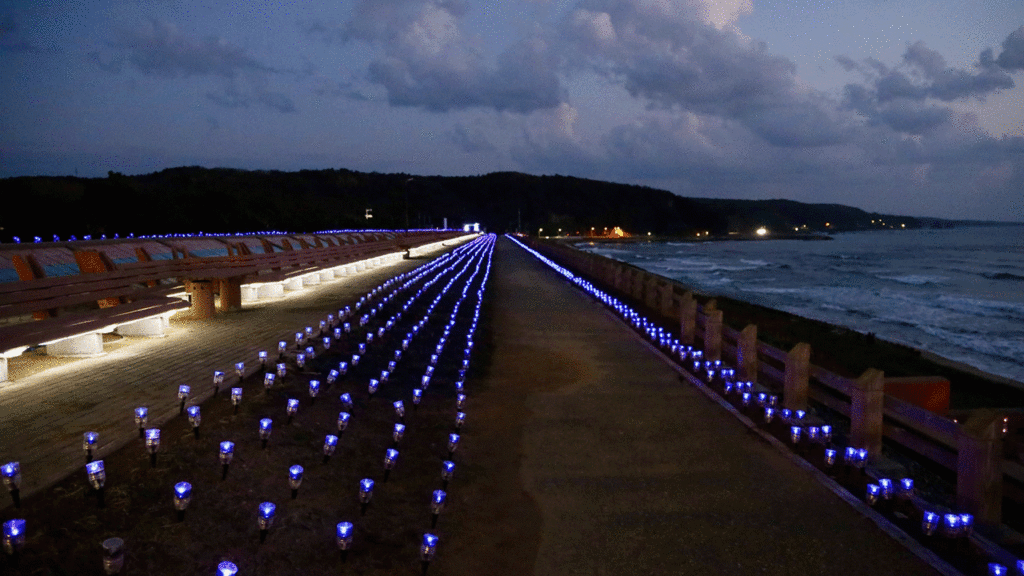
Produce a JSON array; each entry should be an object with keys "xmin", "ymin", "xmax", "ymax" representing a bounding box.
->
[{"xmin": 524, "ymin": 237, "xmax": 1022, "ymax": 526}]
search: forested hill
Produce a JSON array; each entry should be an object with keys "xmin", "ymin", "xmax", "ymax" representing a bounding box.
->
[{"xmin": 0, "ymin": 167, "xmax": 935, "ymax": 239}]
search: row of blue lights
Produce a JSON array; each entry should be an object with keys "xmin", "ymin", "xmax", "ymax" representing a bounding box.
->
[
  {"xmin": 503, "ymin": 234, "xmax": 1024, "ymax": 576},
  {"xmin": 4, "ymin": 228, "xmax": 458, "ymax": 245},
  {"xmin": 3, "ymin": 233, "xmax": 495, "ymax": 573}
]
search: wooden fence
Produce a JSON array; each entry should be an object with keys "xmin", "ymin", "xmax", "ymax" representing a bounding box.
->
[{"xmin": 525, "ymin": 237, "xmax": 1023, "ymax": 526}]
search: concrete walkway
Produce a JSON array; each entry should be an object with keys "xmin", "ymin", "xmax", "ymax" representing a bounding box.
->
[
  {"xmin": 442, "ymin": 237, "xmax": 943, "ymax": 576},
  {"xmin": 0, "ymin": 249, "xmax": 455, "ymax": 499}
]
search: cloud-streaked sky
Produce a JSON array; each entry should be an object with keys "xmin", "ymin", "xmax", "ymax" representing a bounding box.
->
[{"xmin": 2, "ymin": 0, "xmax": 1022, "ymax": 220}]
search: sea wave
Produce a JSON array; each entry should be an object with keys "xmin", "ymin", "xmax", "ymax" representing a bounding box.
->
[
  {"xmin": 875, "ymin": 274, "xmax": 950, "ymax": 285},
  {"xmin": 982, "ymin": 272, "xmax": 1024, "ymax": 281}
]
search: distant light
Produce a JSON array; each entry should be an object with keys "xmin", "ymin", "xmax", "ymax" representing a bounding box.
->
[{"xmin": 756, "ymin": 227, "xmax": 768, "ymax": 236}]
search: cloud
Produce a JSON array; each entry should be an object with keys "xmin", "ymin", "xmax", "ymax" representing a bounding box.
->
[
  {"xmin": 837, "ymin": 35, "xmax": 1021, "ymax": 135},
  {"xmin": 0, "ymin": 14, "xmax": 46, "ymax": 53},
  {"xmin": 987, "ymin": 25, "xmax": 1024, "ymax": 71},
  {"xmin": 206, "ymin": 85, "xmax": 296, "ymax": 113},
  {"xmin": 449, "ymin": 121, "xmax": 496, "ymax": 153},
  {"xmin": 112, "ymin": 20, "xmax": 276, "ymax": 78},
  {"xmin": 95, "ymin": 19, "xmax": 296, "ymax": 114},
  {"xmin": 330, "ymin": 0, "xmax": 563, "ymax": 113}
]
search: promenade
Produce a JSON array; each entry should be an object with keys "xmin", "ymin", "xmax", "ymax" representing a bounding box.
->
[
  {"xmin": 0, "ymin": 236, "xmax": 948, "ymax": 575},
  {"xmin": 439, "ymin": 237, "xmax": 944, "ymax": 576}
]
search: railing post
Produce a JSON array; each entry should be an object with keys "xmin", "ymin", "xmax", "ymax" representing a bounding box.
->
[
  {"xmin": 737, "ymin": 324, "xmax": 758, "ymax": 383},
  {"xmin": 957, "ymin": 409, "xmax": 1003, "ymax": 525},
  {"xmin": 850, "ymin": 368, "xmax": 885, "ymax": 456},
  {"xmin": 645, "ymin": 276, "xmax": 659, "ymax": 309},
  {"xmin": 661, "ymin": 283, "xmax": 674, "ymax": 318},
  {"xmin": 680, "ymin": 292, "xmax": 696, "ymax": 345},
  {"xmin": 783, "ymin": 343, "xmax": 810, "ymax": 410},
  {"xmin": 704, "ymin": 309, "xmax": 723, "ymax": 361}
]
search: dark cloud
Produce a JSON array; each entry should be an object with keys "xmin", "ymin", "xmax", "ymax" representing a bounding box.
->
[
  {"xmin": 206, "ymin": 85, "xmax": 296, "ymax": 113},
  {"xmin": 334, "ymin": 0, "xmax": 562, "ymax": 113},
  {"xmin": 113, "ymin": 20, "xmax": 276, "ymax": 78},
  {"xmin": 449, "ymin": 122, "xmax": 496, "ymax": 153},
  {"xmin": 837, "ymin": 34, "xmax": 1021, "ymax": 135},
  {"xmin": 993, "ymin": 25, "xmax": 1024, "ymax": 71},
  {"xmin": 0, "ymin": 14, "xmax": 45, "ymax": 53}
]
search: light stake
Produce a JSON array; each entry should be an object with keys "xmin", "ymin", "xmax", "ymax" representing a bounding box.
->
[
  {"xmin": 383, "ymin": 448, "xmax": 399, "ymax": 482},
  {"xmin": 420, "ymin": 533, "xmax": 439, "ymax": 575},
  {"xmin": 327, "ymin": 369, "xmax": 340, "ymax": 386},
  {"xmin": 340, "ymin": 393, "xmax": 353, "ymax": 412},
  {"xmin": 84, "ymin": 431, "xmax": 99, "ymax": 463},
  {"xmin": 921, "ymin": 511, "xmax": 939, "ymax": 536},
  {"xmin": 259, "ymin": 350, "xmax": 268, "ymax": 371},
  {"xmin": 323, "ymin": 434, "xmax": 339, "ymax": 463},
  {"xmin": 394, "ymin": 400, "xmax": 405, "ymax": 422},
  {"xmin": 173, "ymin": 482, "xmax": 192, "ymax": 521},
  {"xmin": 277, "ymin": 361, "xmax": 288, "ymax": 377},
  {"xmin": 289, "ymin": 465, "xmax": 303, "ymax": 499},
  {"xmin": 177, "ymin": 385, "xmax": 191, "ymax": 413},
  {"xmin": 231, "ymin": 388, "xmax": 243, "ymax": 414},
  {"xmin": 218, "ymin": 561, "xmax": 238, "ymax": 576},
  {"xmin": 430, "ymin": 490, "xmax": 446, "ymax": 528},
  {"xmin": 287, "ymin": 398, "xmax": 299, "ymax": 424},
  {"xmin": 2, "ymin": 462, "xmax": 21, "ymax": 509},
  {"xmin": 187, "ymin": 406, "xmax": 201, "ymax": 438},
  {"xmin": 86, "ymin": 460, "xmax": 106, "ymax": 507},
  {"xmin": 220, "ymin": 441, "xmax": 234, "ymax": 479},
  {"xmin": 456, "ymin": 394, "xmax": 466, "ymax": 410},
  {"xmin": 447, "ymin": 433, "xmax": 460, "ymax": 457},
  {"xmin": 258, "ymin": 502, "xmax": 275, "ymax": 543},
  {"xmin": 413, "ymin": 389, "xmax": 423, "ymax": 409},
  {"xmin": 213, "ymin": 371, "xmax": 225, "ymax": 395},
  {"xmin": 393, "ymin": 423, "xmax": 406, "ymax": 447},
  {"xmin": 101, "ymin": 537, "xmax": 125, "ymax": 574},
  {"xmin": 259, "ymin": 418, "xmax": 272, "ymax": 449},
  {"xmin": 2, "ymin": 519, "xmax": 26, "ymax": 559},
  {"xmin": 135, "ymin": 407, "xmax": 148, "ymax": 438},
  {"xmin": 235, "ymin": 362, "xmax": 245, "ymax": 380},
  {"xmin": 309, "ymin": 380, "xmax": 320, "ymax": 403},
  {"xmin": 359, "ymin": 478, "xmax": 374, "ymax": 515},
  {"xmin": 421, "ymin": 375, "xmax": 431, "ymax": 390},
  {"xmin": 368, "ymin": 378, "xmax": 379, "ymax": 397},
  {"xmin": 455, "ymin": 412, "xmax": 466, "ymax": 432},
  {"xmin": 337, "ymin": 411, "xmax": 351, "ymax": 436},
  {"xmin": 278, "ymin": 340, "xmax": 287, "ymax": 360},
  {"xmin": 336, "ymin": 522, "xmax": 354, "ymax": 562},
  {"xmin": 305, "ymin": 346, "xmax": 315, "ymax": 360},
  {"xmin": 351, "ymin": 354, "xmax": 360, "ymax": 367},
  {"xmin": 145, "ymin": 429, "xmax": 161, "ymax": 467}
]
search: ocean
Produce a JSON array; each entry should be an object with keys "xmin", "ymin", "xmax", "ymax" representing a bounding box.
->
[{"xmin": 577, "ymin": 225, "xmax": 1024, "ymax": 385}]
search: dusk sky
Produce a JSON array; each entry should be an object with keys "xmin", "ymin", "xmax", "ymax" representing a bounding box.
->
[{"xmin": 2, "ymin": 0, "xmax": 1023, "ymax": 220}]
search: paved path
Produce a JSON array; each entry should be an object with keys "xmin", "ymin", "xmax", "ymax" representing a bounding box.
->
[
  {"xmin": 0, "ymin": 249, "xmax": 457, "ymax": 499},
  {"xmin": 441, "ymin": 237, "xmax": 943, "ymax": 576}
]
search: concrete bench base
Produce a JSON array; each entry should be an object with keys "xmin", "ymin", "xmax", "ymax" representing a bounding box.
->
[
  {"xmin": 256, "ymin": 283, "xmax": 285, "ymax": 298},
  {"xmin": 0, "ymin": 357, "xmax": 6, "ymax": 382},
  {"xmin": 284, "ymin": 278, "xmax": 304, "ymax": 291},
  {"xmin": 45, "ymin": 332, "xmax": 105, "ymax": 357},
  {"xmin": 241, "ymin": 285, "xmax": 259, "ymax": 301},
  {"xmin": 115, "ymin": 316, "xmax": 167, "ymax": 338},
  {"xmin": 302, "ymin": 274, "xmax": 320, "ymax": 287},
  {"xmin": 319, "ymin": 270, "xmax": 335, "ymax": 282}
]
